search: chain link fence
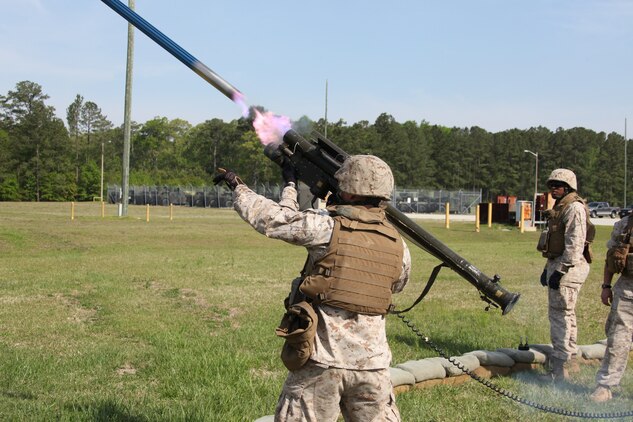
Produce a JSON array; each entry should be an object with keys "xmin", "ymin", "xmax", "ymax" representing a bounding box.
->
[
  {"xmin": 393, "ymin": 188, "xmax": 482, "ymax": 214},
  {"xmin": 107, "ymin": 184, "xmax": 481, "ymax": 215}
]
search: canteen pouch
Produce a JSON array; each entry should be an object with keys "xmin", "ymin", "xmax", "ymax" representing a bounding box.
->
[{"xmin": 275, "ymin": 301, "xmax": 318, "ymax": 371}]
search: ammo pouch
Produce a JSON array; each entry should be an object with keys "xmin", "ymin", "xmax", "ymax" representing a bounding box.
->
[
  {"xmin": 275, "ymin": 301, "xmax": 318, "ymax": 371},
  {"xmin": 606, "ymin": 243, "xmax": 629, "ymax": 274},
  {"xmin": 536, "ymin": 229, "xmax": 549, "ymax": 254},
  {"xmin": 606, "ymin": 217, "xmax": 633, "ymax": 274}
]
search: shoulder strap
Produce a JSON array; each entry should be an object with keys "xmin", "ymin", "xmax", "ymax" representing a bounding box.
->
[{"xmin": 390, "ymin": 263, "xmax": 446, "ymax": 314}]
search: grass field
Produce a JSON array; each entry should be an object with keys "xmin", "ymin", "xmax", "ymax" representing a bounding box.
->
[{"xmin": 0, "ymin": 202, "xmax": 631, "ymax": 421}]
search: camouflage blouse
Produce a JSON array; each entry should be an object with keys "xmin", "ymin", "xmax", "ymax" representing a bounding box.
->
[{"xmin": 233, "ymin": 184, "xmax": 411, "ymax": 370}]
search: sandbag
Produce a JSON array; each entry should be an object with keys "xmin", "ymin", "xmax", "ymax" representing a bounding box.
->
[
  {"xmin": 396, "ymin": 359, "xmax": 446, "ymax": 382},
  {"xmin": 528, "ymin": 343, "xmax": 554, "ymax": 356},
  {"xmin": 579, "ymin": 344, "xmax": 607, "ymax": 359},
  {"xmin": 496, "ymin": 347, "xmax": 547, "ymax": 364},
  {"xmin": 466, "ymin": 350, "xmax": 515, "ymax": 367},
  {"xmin": 389, "ymin": 367, "xmax": 416, "ymax": 386},
  {"xmin": 427, "ymin": 355, "xmax": 480, "ymax": 377}
]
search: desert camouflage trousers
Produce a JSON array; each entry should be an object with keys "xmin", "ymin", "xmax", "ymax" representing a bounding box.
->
[
  {"xmin": 596, "ymin": 294, "xmax": 633, "ymax": 387},
  {"xmin": 548, "ymin": 285, "xmax": 581, "ymax": 362},
  {"xmin": 274, "ymin": 361, "xmax": 400, "ymax": 422}
]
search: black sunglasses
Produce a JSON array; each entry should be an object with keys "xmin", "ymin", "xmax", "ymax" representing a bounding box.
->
[{"xmin": 547, "ymin": 182, "xmax": 567, "ymax": 189}]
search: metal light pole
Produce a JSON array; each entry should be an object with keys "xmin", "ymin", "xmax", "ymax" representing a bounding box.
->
[
  {"xmin": 100, "ymin": 141, "xmax": 105, "ymax": 202},
  {"xmin": 524, "ymin": 150, "xmax": 538, "ymax": 226}
]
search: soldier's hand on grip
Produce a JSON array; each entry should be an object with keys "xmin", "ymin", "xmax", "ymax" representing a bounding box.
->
[
  {"xmin": 213, "ymin": 168, "xmax": 244, "ymax": 191},
  {"xmin": 540, "ymin": 269, "xmax": 548, "ymax": 287},
  {"xmin": 281, "ymin": 158, "xmax": 297, "ymax": 186}
]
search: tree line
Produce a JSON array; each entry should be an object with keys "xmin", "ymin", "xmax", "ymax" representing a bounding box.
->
[{"xmin": 0, "ymin": 80, "xmax": 629, "ymax": 205}]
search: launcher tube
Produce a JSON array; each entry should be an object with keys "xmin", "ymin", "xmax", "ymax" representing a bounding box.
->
[
  {"xmin": 100, "ymin": 0, "xmax": 242, "ymax": 101},
  {"xmin": 384, "ymin": 204, "xmax": 519, "ymax": 314}
]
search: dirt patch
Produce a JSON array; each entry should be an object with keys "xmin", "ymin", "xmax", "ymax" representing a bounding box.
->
[
  {"xmin": 116, "ymin": 362, "xmax": 137, "ymax": 376},
  {"xmin": 249, "ymin": 367, "xmax": 276, "ymax": 379},
  {"xmin": 52, "ymin": 292, "xmax": 98, "ymax": 324}
]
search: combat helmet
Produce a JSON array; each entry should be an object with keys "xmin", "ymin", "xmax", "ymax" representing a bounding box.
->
[
  {"xmin": 547, "ymin": 168, "xmax": 577, "ymax": 191},
  {"xmin": 335, "ymin": 155, "xmax": 394, "ymax": 200}
]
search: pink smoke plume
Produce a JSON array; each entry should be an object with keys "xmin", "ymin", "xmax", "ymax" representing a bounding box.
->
[
  {"xmin": 252, "ymin": 109, "xmax": 292, "ymax": 146},
  {"xmin": 232, "ymin": 92, "xmax": 250, "ymax": 118},
  {"xmin": 231, "ymin": 92, "xmax": 291, "ymax": 145}
]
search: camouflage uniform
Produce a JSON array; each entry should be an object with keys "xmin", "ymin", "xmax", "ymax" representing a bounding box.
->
[
  {"xmin": 595, "ymin": 217, "xmax": 633, "ymax": 388},
  {"xmin": 544, "ymin": 200, "xmax": 590, "ymax": 362},
  {"xmin": 233, "ymin": 184, "xmax": 410, "ymax": 422}
]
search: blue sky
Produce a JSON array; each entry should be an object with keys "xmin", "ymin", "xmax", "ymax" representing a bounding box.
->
[{"xmin": 1, "ymin": 0, "xmax": 632, "ymax": 135}]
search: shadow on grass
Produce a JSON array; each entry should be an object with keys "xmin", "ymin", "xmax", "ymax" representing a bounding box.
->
[
  {"xmin": 393, "ymin": 333, "xmax": 482, "ymax": 356},
  {"xmin": 66, "ymin": 399, "xmax": 148, "ymax": 422}
]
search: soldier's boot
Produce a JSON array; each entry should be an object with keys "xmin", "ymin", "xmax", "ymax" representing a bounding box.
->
[
  {"xmin": 539, "ymin": 357, "xmax": 569, "ymax": 383},
  {"xmin": 590, "ymin": 385, "xmax": 612, "ymax": 403}
]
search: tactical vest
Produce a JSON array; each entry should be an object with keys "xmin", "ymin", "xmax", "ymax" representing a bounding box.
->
[
  {"xmin": 537, "ymin": 192, "xmax": 595, "ymax": 260},
  {"xmin": 299, "ymin": 205, "xmax": 404, "ymax": 316}
]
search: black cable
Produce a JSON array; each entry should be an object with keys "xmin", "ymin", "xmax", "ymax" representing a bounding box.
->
[{"xmin": 397, "ymin": 314, "xmax": 633, "ymax": 419}]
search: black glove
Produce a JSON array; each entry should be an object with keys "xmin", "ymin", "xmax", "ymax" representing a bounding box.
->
[
  {"xmin": 540, "ymin": 269, "xmax": 548, "ymax": 287},
  {"xmin": 281, "ymin": 159, "xmax": 297, "ymax": 186},
  {"xmin": 548, "ymin": 270, "xmax": 564, "ymax": 290},
  {"xmin": 213, "ymin": 168, "xmax": 244, "ymax": 191}
]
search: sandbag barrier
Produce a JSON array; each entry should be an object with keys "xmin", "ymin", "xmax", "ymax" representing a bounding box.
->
[
  {"xmin": 254, "ymin": 317, "xmax": 631, "ymax": 422},
  {"xmin": 393, "ymin": 314, "xmax": 633, "ymax": 419}
]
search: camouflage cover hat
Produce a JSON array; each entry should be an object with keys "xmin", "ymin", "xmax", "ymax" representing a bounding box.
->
[
  {"xmin": 335, "ymin": 155, "xmax": 394, "ymax": 200},
  {"xmin": 547, "ymin": 168, "xmax": 577, "ymax": 191}
]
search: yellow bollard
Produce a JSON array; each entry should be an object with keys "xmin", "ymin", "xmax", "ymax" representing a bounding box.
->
[
  {"xmin": 146, "ymin": 204, "xmax": 150, "ymax": 223},
  {"xmin": 101, "ymin": 201, "xmax": 105, "ymax": 218},
  {"xmin": 169, "ymin": 203, "xmax": 173, "ymax": 221},
  {"xmin": 70, "ymin": 201, "xmax": 75, "ymax": 221},
  {"xmin": 520, "ymin": 202, "xmax": 525, "ymax": 234},
  {"xmin": 488, "ymin": 202, "xmax": 492, "ymax": 228},
  {"xmin": 445, "ymin": 202, "xmax": 450, "ymax": 229},
  {"xmin": 476, "ymin": 205, "xmax": 480, "ymax": 233}
]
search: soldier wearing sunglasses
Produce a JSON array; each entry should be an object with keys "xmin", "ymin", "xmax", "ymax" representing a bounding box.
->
[{"xmin": 536, "ymin": 169, "xmax": 594, "ymax": 382}]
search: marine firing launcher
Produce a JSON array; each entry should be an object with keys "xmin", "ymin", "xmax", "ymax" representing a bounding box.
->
[
  {"xmin": 265, "ymin": 130, "xmax": 520, "ymax": 315},
  {"xmin": 100, "ymin": 0, "xmax": 519, "ymax": 314}
]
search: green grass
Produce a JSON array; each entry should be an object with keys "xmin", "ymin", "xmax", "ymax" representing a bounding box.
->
[{"xmin": 0, "ymin": 202, "xmax": 631, "ymax": 421}]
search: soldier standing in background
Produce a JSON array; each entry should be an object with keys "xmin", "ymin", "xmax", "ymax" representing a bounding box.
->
[
  {"xmin": 536, "ymin": 168, "xmax": 594, "ymax": 381},
  {"xmin": 214, "ymin": 155, "xmax": 411, "ymax": 421},
  {"xmin": 590, "ymin": 214, "xmax": 633, "ymax": 402}
]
